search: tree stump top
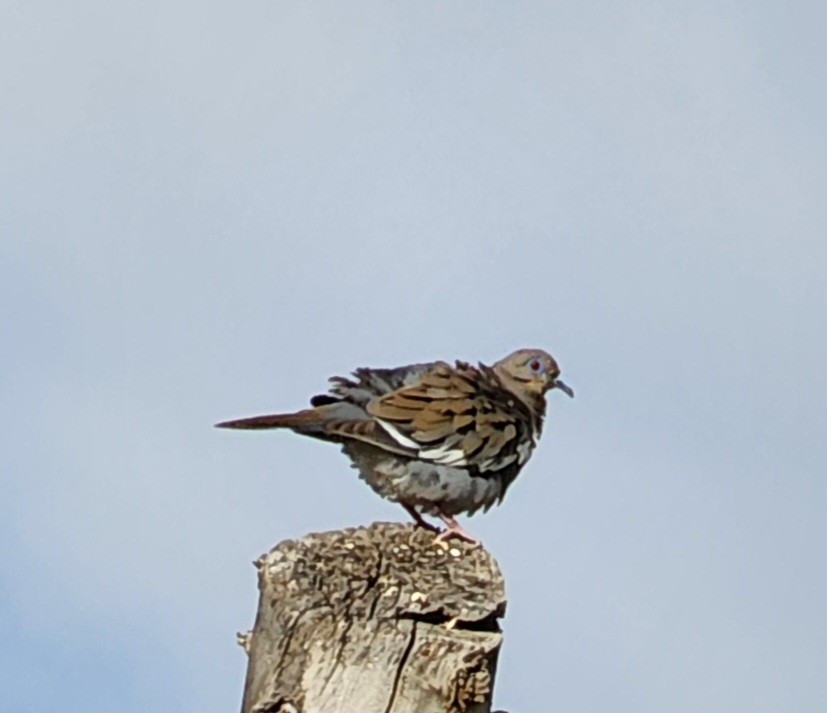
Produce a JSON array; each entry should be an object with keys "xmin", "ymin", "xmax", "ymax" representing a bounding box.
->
[{"xmin": 241, "ymin": 521, "xmax": 506, "ymax": 713}]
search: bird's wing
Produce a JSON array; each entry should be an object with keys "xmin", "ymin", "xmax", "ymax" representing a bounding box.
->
[
  {"xmin": 342, "ymin": 361, "xmax": 536, "ymax": 473},
  {"xmin": 316, "ymin": 362, "xmax": 441, "ymax": 407}
]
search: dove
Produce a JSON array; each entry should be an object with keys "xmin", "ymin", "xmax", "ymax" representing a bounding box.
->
[{"xmin": 217, "ymin": 348, "xmax": 573, "ymax": 541}]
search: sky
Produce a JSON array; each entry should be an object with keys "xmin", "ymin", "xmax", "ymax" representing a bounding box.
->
[{"xmin": 1, "ymin": 1, "xmax": 826, "ymax": 710}]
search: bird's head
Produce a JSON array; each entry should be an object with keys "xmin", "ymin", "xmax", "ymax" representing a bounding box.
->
[{"xmin": 493, "ymin": 348, "xmax": 574, "ymax": 400}]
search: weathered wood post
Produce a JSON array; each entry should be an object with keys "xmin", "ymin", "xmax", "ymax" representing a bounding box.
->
[{"xmin": 238, "ymin": 522, "xmax": 506, "ymax": 712}]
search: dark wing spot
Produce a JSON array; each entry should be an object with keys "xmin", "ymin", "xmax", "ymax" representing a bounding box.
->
[{"xmin": 310, "ymin": 394, "xmax": 340, "ymax": 407}]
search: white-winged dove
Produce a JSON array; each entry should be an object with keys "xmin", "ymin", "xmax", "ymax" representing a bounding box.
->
[{"xmin": 217, "ymin": 349, "xmax": 573, "ymax": 541}]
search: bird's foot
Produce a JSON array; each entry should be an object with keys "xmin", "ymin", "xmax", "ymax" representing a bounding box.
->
[
  {"xmin": 402, "ymin": 503, "xmax": 440, "ymax": 533},
  {"xmin": 434, "ymin": 511, "xmax": 481, "ymax": 546}
]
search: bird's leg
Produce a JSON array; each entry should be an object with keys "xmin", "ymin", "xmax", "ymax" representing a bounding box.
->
[
  {"xmin": 402, "ymin": 503, "xmax": 440, "ymax": 532},
  {"xmin": 434, "ymin": 510, "xmax": 480, "ymax": 545}
]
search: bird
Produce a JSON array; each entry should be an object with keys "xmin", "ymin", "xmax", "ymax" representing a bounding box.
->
[{"xmin": 216, "ymin": 348, "xmax": 573, "ymax": 541}]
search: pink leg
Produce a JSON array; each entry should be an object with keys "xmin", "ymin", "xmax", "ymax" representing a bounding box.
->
[
  {"xmin": 402, "ymin": 503, "xmax": 440, "ymax": 533},
  {"xmin": 434, "ymin": 510, "xmax": 480, "ymax": 545}
]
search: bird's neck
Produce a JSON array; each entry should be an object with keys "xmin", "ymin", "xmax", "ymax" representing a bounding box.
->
[
  {"xmin": 486, "ymin": 366, "xmax": 547, "ymax": 437},
  {"xmin": 522, "ymin": 393, "xmax": 547, "ymax": 437}
]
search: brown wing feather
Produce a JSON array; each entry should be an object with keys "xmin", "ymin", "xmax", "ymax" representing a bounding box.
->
[{"xmin": 366, "ymin": 362, "xmax": 535, "ymax": 472}]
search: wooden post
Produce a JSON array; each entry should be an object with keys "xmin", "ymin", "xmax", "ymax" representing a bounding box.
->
[{"xmin": 238, "ymin": 522, "xmax": 506, "ymax": 713}]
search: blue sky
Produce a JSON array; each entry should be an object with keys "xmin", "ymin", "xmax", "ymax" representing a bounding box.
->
[{"xmin": 2, "ymin": 1, "xmax": 825, "ymax": 710}]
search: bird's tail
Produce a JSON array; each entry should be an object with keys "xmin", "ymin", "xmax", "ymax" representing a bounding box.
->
[{"xmin": 215, "ymin": 409, "xmax": 327, "ymax": 435}]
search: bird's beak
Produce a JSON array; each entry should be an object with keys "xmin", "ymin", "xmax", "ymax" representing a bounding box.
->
[{"xmin": 553, "ymin": 379, "xmax": 575, "ymax": 398}]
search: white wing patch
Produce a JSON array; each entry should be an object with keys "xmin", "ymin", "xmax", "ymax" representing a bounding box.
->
[
  {"xmin": 419, "ymin": 443, "xmax": 469, "ymax": 466},
  {"xmin": 377, "ymin": 419, "xmax": 470, "ymax": 466},
  {"xmin": 517, "ymin": 439, "xmax": 534, "ymax": 465},
  {"xmin": 377, "ymin": 417, "xmax": 533, "ymax": 472},
  {"xmin": 375, "ymin": 418, "xmax": 421, "ymax": 450}
]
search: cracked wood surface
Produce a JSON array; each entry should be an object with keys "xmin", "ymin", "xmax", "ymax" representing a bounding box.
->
[{"xmin": 240, "ymin": 522, "xmax": 506, "ymax": 713}]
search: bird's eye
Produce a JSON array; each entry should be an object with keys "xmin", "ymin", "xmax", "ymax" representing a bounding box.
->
[{"xmin": 529, "ymin": 359, "xmax": 543, "ymax": 373}]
